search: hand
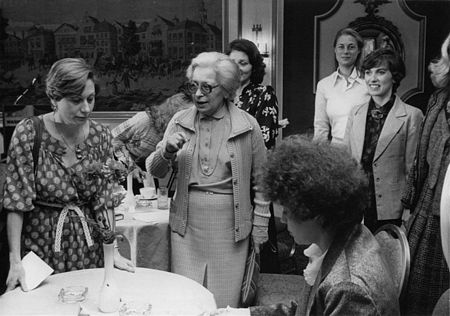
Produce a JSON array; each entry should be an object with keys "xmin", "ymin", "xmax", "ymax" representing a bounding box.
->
[
  {"xmin": 113, "ymin": 249, "xmax": 135, "ymax": 273},
  {"xmin": 6, "ymin": 261, "xmax": 28, "ymax": 292},
  {"xmin": 251, "ymin": 225, "xmax": 268, "ymax": 254},
  {"xmin": 165, "ymin": 132, "xmax": 187, "ymax": 155},
  {"xmin": 278, "ymin": 118, "xmax": 290, "ymax": 129}
]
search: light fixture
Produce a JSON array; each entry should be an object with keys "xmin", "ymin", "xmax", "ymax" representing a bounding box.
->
[{"xmin": 252, "ymin": 24, "xmax": 269, "ymax": 58}]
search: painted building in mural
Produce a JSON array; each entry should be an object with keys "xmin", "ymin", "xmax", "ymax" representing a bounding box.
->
[{"xmin": 3, "ymin": 3, "xmax": 221, "ymax": 63}]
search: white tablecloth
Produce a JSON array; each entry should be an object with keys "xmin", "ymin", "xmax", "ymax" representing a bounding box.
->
[
  {"xmin": 0, "ymin": 268, "xmax": 217, "ymax": 315},
  {"xmin": 116, "ymin": 204, "xmax": 170, "ymax": 271}
]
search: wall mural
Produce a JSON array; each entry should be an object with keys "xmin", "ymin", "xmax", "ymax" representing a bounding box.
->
[{"xmin": 0, "ymin": 0, "xmax": 222, "ymax": 112}]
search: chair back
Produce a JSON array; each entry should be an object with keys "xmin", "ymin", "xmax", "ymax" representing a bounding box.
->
[{"xmin": 374, "ymin": 224, "xmax": 410, "ymax": 300}]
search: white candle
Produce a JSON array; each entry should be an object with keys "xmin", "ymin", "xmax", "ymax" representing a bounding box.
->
[{"xmin": 126, "ymin": 173, "xmax": 135, "ymax": 213}]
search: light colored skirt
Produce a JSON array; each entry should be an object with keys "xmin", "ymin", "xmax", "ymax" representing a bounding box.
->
[{"xmin": 171, "ymin": 190, "xmax": 249, "ymax": 308}]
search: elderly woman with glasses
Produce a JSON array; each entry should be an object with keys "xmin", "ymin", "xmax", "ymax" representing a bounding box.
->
[{"xmin": 146, "ymin": 52, "xmax": 269, "ymax": 308}]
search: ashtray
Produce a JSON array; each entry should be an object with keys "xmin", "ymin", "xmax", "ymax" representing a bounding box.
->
[
  {"xmin": 58, "ymin": 286, "xmax": 88, "ymax": 303},
  {"xmin": 119, "ymin": 300, "xmax": 152, "ymax": 316}
]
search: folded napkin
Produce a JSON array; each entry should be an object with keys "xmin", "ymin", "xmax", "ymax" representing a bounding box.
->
[{"xmin": 22, "ymin": 251, "xmax": 54, "ymax": 291}]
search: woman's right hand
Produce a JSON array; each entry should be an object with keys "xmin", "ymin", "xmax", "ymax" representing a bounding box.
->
[
  {"xmin": 164, "ymin": 132, "xmax": 187, "ymax": 155},
  {"xmin": 6, "ymin": 261, "xmax": 28, "ymax": 292}
]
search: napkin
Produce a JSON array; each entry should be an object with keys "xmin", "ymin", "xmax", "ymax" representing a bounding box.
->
[{"xmin": 21, "ymin": 251, "xmax": 54, "ymax": 291}]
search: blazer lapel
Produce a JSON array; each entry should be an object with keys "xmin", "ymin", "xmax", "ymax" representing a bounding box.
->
[
  {"xmin": 352, "ymin": 103, "xmax": 368, "ymax": 161},
  {"xmin": 301, "ymin": 227, "xmax": 355, "ymax": 315},
  {"xmin": 374, "ymin": 96, "xmax": 406, "ymax": 161}
]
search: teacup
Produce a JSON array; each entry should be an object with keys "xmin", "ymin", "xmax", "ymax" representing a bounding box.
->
[{"xmin": 139, "ymin": 187, "xmax": 156, "ymax": 199}]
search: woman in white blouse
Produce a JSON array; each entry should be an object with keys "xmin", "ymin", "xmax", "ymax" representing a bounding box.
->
[{"xmin": 314, "ymin": 28, "xmax": 370, "ymax": 144}]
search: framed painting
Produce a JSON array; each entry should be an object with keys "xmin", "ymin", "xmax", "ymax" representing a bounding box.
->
[{"xmin": 0, "ymin": 0, "xmax": 224, "ymax": 118}]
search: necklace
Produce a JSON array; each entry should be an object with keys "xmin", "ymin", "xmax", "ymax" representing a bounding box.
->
[{"xmin": 52, "ymin": 115, "xmax": 86, "ymax": 160}]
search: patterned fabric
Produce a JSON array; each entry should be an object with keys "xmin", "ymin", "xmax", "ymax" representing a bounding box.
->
[
  {"xmin": 361, "ymin": 96, "xmax": 395, "ymax": 231},
  {"xmin": 147, "ymin": 103, "xmax": 267, "ymax": 242},
  {"xmin": 112, "ymin": 111, "xmax": 160, "ymax": 167},
  {"xmin": 401, "ymin": 88, "xmax": 450, "ymax": 315},
  {"xmin": 171, "ymin": 190, "xmax": 248, "ymax": 308},
  {"xmin": 235, "ymin": 83, "xmax": 278, "ymax": 149},
  {"xmin": 3, "ymin": 117, "xmax": 114, "ymax": 273}
]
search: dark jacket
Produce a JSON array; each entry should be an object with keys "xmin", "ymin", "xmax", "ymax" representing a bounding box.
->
[{"xmin": 251, "ymin": 224, "xmax": 400, "ymax": 316}]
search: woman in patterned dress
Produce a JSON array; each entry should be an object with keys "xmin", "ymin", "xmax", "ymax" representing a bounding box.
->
[
  {"xmin": 227, "ymin": 39, "xmax": 279, "ymax": 149},
  {"xmin": 401, "ymin": 32, "xmax": 450, "ymax": 316},
  {"xmin": 4, "ymin": 58, "xmax": 134, "ymax": 292},
  {"xmin": 228, "ymin": 39, "xmax": 280, "ymax": 273}
]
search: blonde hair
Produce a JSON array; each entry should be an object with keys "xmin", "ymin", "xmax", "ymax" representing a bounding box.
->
[
  {"xmin": 186, "ymin": 52, "xmax": 240, "ymax": 100},
  {"xmin": 428, "ymin": 33, "xmax": 450, "ymax": 88}
]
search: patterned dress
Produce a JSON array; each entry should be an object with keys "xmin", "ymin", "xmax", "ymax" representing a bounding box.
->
[
  {"xmin": 235, "ymin": 82, "xmax": 279, "ymax": 149},
  {"xmin": 3, "ymin": 117, "xmax": 114, "ymax": 273}
]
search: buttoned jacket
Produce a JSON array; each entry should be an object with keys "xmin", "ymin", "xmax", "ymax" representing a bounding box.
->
[
  {"xmin": 146, "ymin": 102, "xmax": 266, "ymax": 242},
  {"xmin": 343, "ymin": 95, "xmax": 423, "ymax": 220}
]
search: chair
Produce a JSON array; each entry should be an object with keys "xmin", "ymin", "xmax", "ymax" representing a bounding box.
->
[{"xmin": 374, "ymin": 224, "xmax": 410, "ymax": 300}]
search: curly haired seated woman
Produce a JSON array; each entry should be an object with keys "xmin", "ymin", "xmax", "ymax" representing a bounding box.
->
[{"xmin": 213, "ymin": 135, "xmax": 400, "ymax": 315}]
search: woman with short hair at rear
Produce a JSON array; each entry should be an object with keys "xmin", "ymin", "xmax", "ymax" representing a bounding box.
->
[{"xmin": 343, "ymin": 48, "xmax": 423, "ymax": 232}]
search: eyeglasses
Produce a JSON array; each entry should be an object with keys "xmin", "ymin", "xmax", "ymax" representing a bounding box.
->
[{"xmin": 187, "ymin": 81, "xmax": 219, "ymax": 95}]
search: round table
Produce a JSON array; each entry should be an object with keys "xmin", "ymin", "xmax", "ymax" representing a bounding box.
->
[{"xmin": 0, "ymin": 268, "xmax": 217, "ymax": 315}]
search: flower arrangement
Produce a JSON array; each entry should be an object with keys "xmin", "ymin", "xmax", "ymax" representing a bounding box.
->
[{"xmin": 81, "ymin": 158, "xmax": 129, "ymax": 244}]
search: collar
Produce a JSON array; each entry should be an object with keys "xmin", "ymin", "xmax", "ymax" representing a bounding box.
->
[
  {"xmin": 333, "ymin": 67, "xmax": 364, "ymax": 86},
  {"xmin": 199, "ymin": 103, "xmax": 227, "ymax": 120},
  {"xmin": 303, "ymin": 244, "xmax": 328, "ymax": 286},
  {"xmin": 368, "ymin": 93, "xmax": 395, "ymax": 119},
  {"xmin": 174, "ymin": 100, "xmax": 254, "ymax": 138}
]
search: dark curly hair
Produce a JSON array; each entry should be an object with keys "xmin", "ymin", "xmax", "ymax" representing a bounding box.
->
[
  {"xmin": 259, "ymin": 135, "xmax": 368, "ymax": 229},
  {"xmin": 361, "ymin": 48, "xmax": 405, "ymax": 93},
  {"xmin": 227, "ymin": 39, "xmax": 266, "ymax": 84}
]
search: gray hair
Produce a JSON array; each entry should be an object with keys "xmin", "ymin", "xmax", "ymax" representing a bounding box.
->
[{"xmin": 186, "ymin": 52, "xmax": 240, "ymax": 100}]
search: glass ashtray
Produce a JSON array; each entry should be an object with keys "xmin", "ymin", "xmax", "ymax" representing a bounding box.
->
[
  {"xmin": 135, "ymin": 195, "xmax": 155, "ymax": 208},
  {"xmin": 119, "ymin": 301, "xmax": 152, "ymax": 316},
  {"xmin": 58, "ymin": 286, "xmax": 88, "ymax": 303}
]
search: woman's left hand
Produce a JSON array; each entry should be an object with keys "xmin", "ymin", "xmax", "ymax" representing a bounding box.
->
[{"xmin": 113, "ymin": 249, "xmax": 135, "ymax": 272}]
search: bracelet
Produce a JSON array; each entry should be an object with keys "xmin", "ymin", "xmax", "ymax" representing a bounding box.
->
[
  {"xmin": 254, "ymin": 199, "xmax": 271, "ymax": 206},
  {"xmin": 254, "ymin": 210, "xmax": 271, "ymax": 218}
]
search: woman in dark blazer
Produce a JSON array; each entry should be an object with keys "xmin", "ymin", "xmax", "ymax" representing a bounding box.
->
[{"xmin": 344, "ymin": 48, "xmax": 423, "ymax": 232}]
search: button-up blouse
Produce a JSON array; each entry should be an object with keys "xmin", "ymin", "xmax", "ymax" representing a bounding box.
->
[
  {"xmin": 314, "ymin": 68, "xmax": 370, "ymax": 144},
  {"xmin": 189, "ymin": 105, "xmax": 233, "ymax": 194}
]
